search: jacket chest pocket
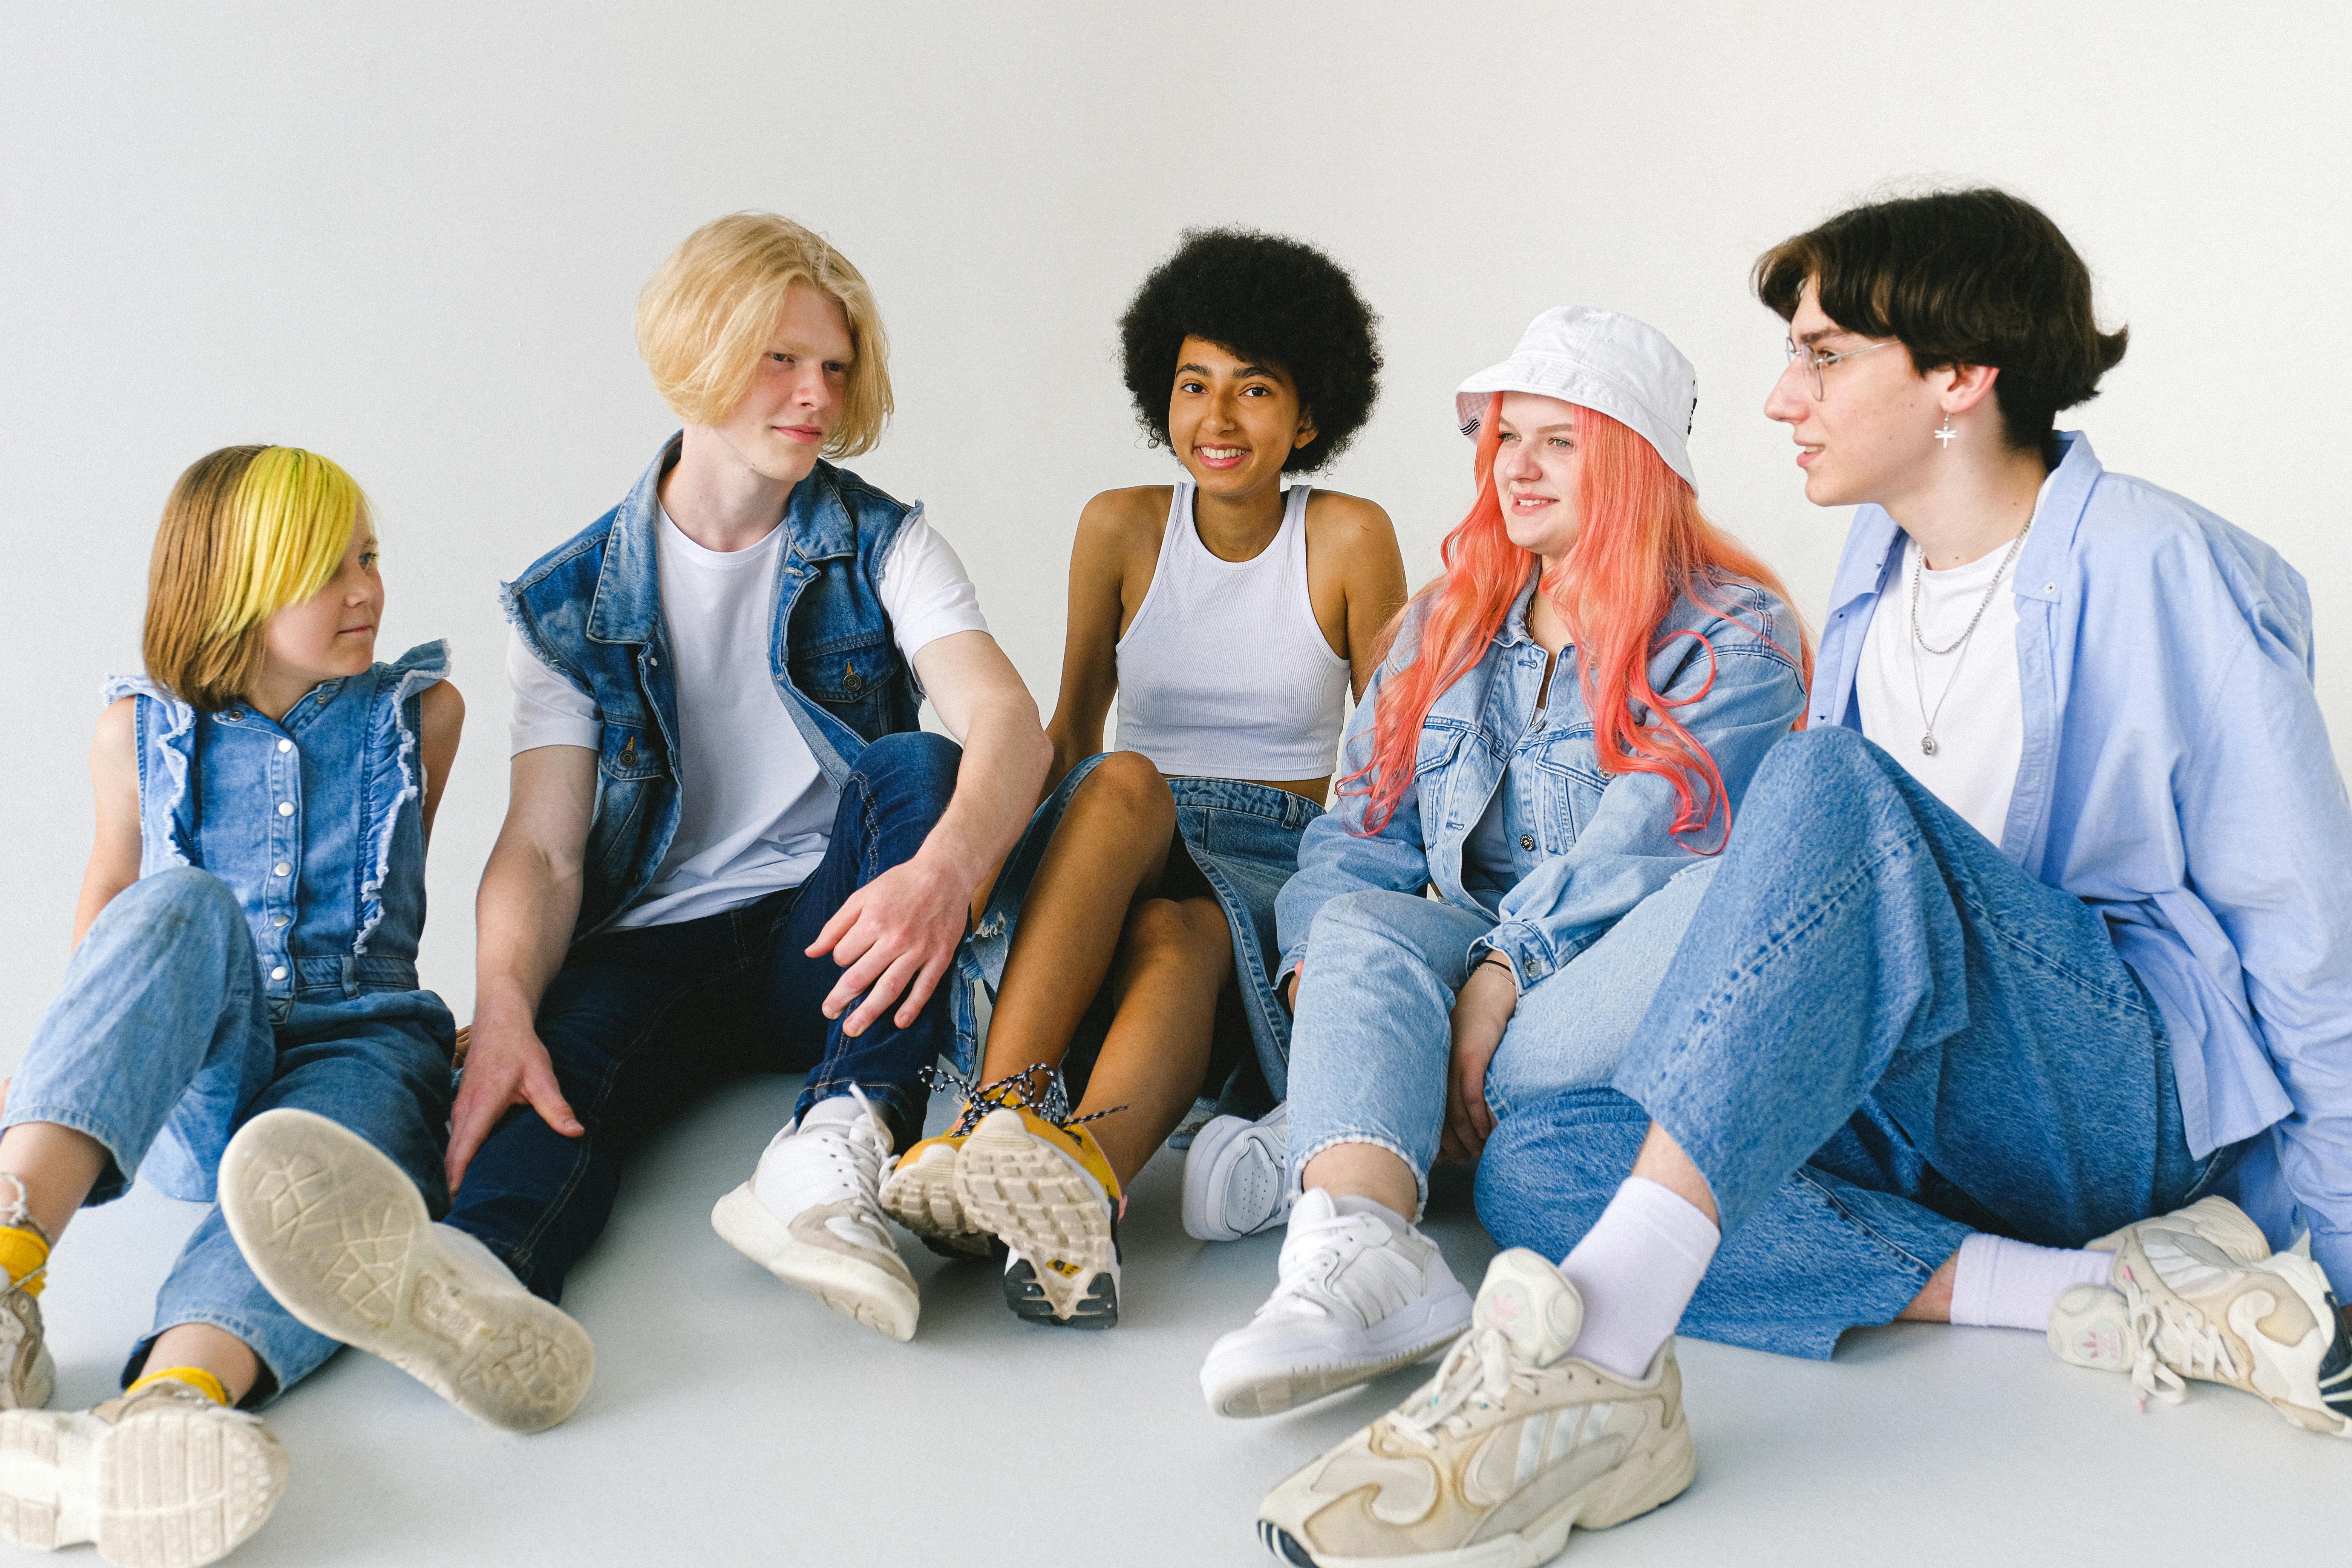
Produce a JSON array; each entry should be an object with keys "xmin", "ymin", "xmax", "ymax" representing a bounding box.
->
[
  {"xmin": 1527, "ymin": 725, "xmax": 1607, "ymax": 846},
  {"xmin": 789, "ymin": 634, "xmax": 902, "ymax": 737},
  {"xmin": 598, "ymin": 722, "xmax": 666, "ymax": 782}
]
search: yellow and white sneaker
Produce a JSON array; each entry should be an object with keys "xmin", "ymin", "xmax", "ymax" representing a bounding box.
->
[
  {"xmin": 0, "ymin": 1272, "xmax": 55, "ymax": 1412},
  {"xmin": 878, "ymin": 1068, "xmax": 1041, "ymax": 1262},
  {"xmin": 2049, "ymin": 1196, "xmax": 2352, "ymax": 1435},
  {"xmin": 0, "ymin": 1377, "xmax": 288, "ymax": 1568},
  {"xmin": 1258, "ymin": 1249, "xmax": 1694, "ymax": 1567},
  {"xmin": 953, "ymin": 1106, "xmax": 1123, "ymax": 1328}
]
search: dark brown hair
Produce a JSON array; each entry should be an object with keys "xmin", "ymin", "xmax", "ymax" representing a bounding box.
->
[
  {"xmin": 144, "ymin": 445, "xmax": 270, "ymax": 709},
  {"xmin": 1754, "ymin": 188, "xmax": 2128, "ymax": 450}
]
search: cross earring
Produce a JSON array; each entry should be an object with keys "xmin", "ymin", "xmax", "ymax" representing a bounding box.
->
[{"xmin": 1934, "ymin": 415, "xmax": 1957, "ymax": 449}]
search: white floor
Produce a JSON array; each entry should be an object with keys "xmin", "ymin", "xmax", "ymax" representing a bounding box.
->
[{"xmin": 23, "ymin": 1075, "xmax": 2344, "ymax": 1568}]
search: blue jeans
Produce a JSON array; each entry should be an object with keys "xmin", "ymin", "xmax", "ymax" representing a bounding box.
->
[
  {"xmin": 1476, "ymin": 729, "xmax": 2222, "ymax": 1359},
  {"xmin": 1286, "ymin": 861, "xmax": 1717, "ymax": 1212},
  {"xmin": 3, "ymin": 867, "xmax": 455, "ymax": 1403},
  {"xmin": 445, "ymin": 732, "xmax": 960, "ymax": 1300}
]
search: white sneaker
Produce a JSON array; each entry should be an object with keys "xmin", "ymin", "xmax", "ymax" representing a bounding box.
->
[
  {"xmin": 1200, "ymin": 1188, "xmax": 1473, "ymax": 1418},
  {"xmin": 0, "ymin": 1379, "xmax": 289, "ymax": 1568},
  {"xmin": 712, "ymin": 1087, "xmax": 919, "ymax": 1342},
  {"xmin": 219, "ymin": 1109, "xmax": 594, "ymax": 1435},
  {"xmin": 1257, "ymin": 1250, "xmax": 1694, "ymax": 1567},
  {"xmin": 2049, "ymin": 1197, "xmax": 2352, "ymax": 1435},
  {"xmin": 1184, "ymin": 1104, "xmax": 1293, "ymax": 1242}
]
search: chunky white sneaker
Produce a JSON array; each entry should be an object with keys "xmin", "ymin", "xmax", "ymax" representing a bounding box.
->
[
  {"xmin": 2049, "ymin": 1197, "xmax": 2352, "ymax": 1435},
  {"xmin": 1184, "ymin": 1104, "xmax": 1293, "ymax": 1242},
  {"xmin": 712, "ymin": 1087, "xmax": 919, "ymax": 1342},
  {"xmin": 0, "ymin": 1378, "xmax": 288, "ymax": 1568},
  {"xmin": 1258, "ymin": 1249, "xmax": 1694, "ymax": 1567},
  {"xmin": 1201, "ymin": 1188, "xmax": 1473, "ymax": 1418},
  {"xmin": 219, "ymin": 1108, "xmax": 594, "ymax": 1435}
]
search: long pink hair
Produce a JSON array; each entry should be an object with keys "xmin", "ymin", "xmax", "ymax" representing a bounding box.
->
[{"xmin": 1350, "ymin": 394, "xmax": 1811, "ymax": 847}]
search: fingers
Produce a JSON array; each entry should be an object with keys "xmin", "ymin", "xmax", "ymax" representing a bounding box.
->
[
  {"xmin": 806, "ymin": 886, "xmax": 868, "ymax": 961},
  {"xmin": 838, "ymin": 951, "xmax": 920, "ymax": 1038},
  {"xmin": 522, "ymin": 1058, "xmax": 584, "ymax": 1140},
  {"xmin": 891, "ymin": 952, "xmax": 950, "ymax": 1030},
  {"xmin": 444, "ymin": 1082, "xmax": 500, "ymax": 1193}
]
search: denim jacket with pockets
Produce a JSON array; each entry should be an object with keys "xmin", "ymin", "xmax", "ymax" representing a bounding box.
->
[
  {"xmin": 502, "ymin": 435, "xmax": 925, "ymax": 939},
  {"xmin": 1277, "ymin": 572, "xmax": 1808, "ymax": 988}
]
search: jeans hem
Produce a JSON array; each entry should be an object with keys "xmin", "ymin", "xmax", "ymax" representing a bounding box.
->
[
  {"xmin": 0, "ymin": 1105, "xmax": 138, "ymax": 1205},
  {"xmin": 126, "ymin": 1311, "xmax": 317, "ymax": 1409},
  {"xmin": 1294, "ymin": 1130, "xmax": 1428, "ymax": 1220}
]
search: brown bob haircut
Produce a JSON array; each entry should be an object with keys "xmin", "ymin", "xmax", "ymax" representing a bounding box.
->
[{"xmin": 1754, "ymin": 188, "xmax": 2128, "ymax": 451}]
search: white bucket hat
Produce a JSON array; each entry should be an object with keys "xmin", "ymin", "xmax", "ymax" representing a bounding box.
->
[{"xmin": 1454, "ymin": 305, "xmax": 1700, "ymax": 490}]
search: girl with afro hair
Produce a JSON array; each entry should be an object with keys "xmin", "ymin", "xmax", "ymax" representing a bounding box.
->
[{"xmin": 879, "ymin": 229, "xmax": 1405, "ymax": 1328}]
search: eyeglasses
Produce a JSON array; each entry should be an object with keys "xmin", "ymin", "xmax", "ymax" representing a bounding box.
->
[{"xmin": 1784, "ymin": 337, "xmax": 1897, "ymax": 400}]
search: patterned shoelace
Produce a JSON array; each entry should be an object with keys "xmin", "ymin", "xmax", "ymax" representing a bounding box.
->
[{"xmin": 919, "ymin": 1061, "xmax": 1127, "ymax": 1135}]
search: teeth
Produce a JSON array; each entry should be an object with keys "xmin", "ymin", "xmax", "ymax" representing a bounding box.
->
[{"xmin": 1199, "ymin": 447, "xmax": 1243, "ymax": 460}]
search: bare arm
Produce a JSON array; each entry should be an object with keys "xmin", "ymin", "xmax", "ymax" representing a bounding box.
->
[
  {"xmin": 416, "ymin": 681, "xmax": 465, "ymax": 841},
  {"xmin": 69, "ymin": 698, "xmax": 142, "ymax": 950},
  {"xmin": 1313, "ymin": 493, "xmax": 1408, "ymax": 701},
  {"xmin": 807, "ymin": 629, "xmax": 1050, "ymax": 1037},
  {"xmin": 446, "ymin": 744, "xmax": 596, "ymax": 1188},
  {"xmin": 1042, "ymin": 490, "xmax": 1152, "ymax": 793}
]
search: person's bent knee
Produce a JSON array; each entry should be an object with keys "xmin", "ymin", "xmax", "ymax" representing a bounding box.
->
[
  {"xmin": 1121, "ymin": 896, "xmax": 1227, "ymax": 968},
  {"xmin": 1069, "ymin": 750, "xmax": 1175, "ymax": 835},
  {"xmin": 848, "ymin": 730, "xmax": 961, "ymax": 818},
  {"xmin": 106, "ymin": 865, "xmax": 243, "ymax": 940},
  {"xmin": 1310, "ymin": 887, "xmax": 1434, "ymax": 945}
]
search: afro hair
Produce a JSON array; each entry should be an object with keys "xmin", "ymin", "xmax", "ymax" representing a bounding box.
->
[{"xmin": 1119, "ymin": 228, "xmax": 1381, "ymax": 473}]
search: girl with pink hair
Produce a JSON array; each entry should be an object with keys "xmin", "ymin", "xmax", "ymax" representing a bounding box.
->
[{"xmin": 1192, "ymin": 308, "xmax": 1810, "ymax": 1417}]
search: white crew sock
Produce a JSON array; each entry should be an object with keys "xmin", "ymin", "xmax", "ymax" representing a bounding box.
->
[
  {"xmin": 1948, "ymin": 1234, "xmax": 2116, "ymax": 1330},
  {"xmin": 1556, "ymin": 1177, "xmax": 1721, "ymax": 1380},
  {"xmin": 1329, "ymin": 1193, "xmax": 1410, "ymax": 1237}
]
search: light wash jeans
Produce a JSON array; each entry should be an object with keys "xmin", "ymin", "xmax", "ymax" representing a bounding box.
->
[
  {"xmin": 1476, "ymin": 728, "xmax": 2231, "ymax": 1360},
  {"xmin": 1286, "ymin": 860, "xmax": 1718, "ymax": 1211},
  {"xmin": 3, "ymin": 868, "xmax": 453, "ymax": 1402}
]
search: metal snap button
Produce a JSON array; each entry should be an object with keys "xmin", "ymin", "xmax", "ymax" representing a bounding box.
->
[
  {"xmin": 277, "ymin": 802, "xmax": 294, "ymax": 816},
  {"xmin": 277, "ymin": 739, "xmax": 293, "ymax": 753},
  {"xmin": 273, "ymin": 863, "xmax": 290, "ymax": 877},
  {"xmin": 272, "ymin": 914, "xmax": 289, "ymax": 928},
  {"xmin": 270, "ymin": 966, "xmax": 288, "ymax": 981},
  {"xmin": 224, "ymin": 710, "xmax": 245, "ymax": 721},
  {"xmin": 1519, "ymin": 834, "xmax": 1536, "ymax": 851}
]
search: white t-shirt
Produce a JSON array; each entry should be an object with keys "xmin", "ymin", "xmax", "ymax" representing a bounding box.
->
[
  {"xmin": 1855, "ymin": 474, "xmax": 2053, "ymax": 845},
  {"xmin": 506, "ymin": 508, "xmax": 987, "ymax": 929}
]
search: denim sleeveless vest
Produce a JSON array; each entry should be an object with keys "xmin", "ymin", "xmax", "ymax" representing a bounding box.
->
[
  {"xmin": 501, "ymin": 435, "xmax": 925, "ymax": 938},
  {"xmin": 103, "ymin": 641, "xmax": 450, "ymax": 1006}
]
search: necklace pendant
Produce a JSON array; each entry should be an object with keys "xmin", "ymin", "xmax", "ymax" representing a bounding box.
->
[{"xmin": 1921, "ymin": 733, "xmax": 1939, "ymax": 756}]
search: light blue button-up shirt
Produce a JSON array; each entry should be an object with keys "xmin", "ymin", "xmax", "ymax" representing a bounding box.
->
[{"xmin": 1813, "ymin": 432, "xmax": 2352, "ymax": 1284}]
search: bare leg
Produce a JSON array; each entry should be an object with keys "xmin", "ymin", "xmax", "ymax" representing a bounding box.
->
[
  {"xmin": 1076, "ymin": 896, "xmax": 1229, "ymax": 1187},
  {"xmin": 136, "ymin": 1323, "xmax": 262, "ymax": 1405},
  {"xmin": 0, "ymin": 1121, "xmax": 112, "ymax": 1240},
  {"xmin": 1301, "ymin": 1143, "xmax": 1420, "ymax": 1223},
  {"xmin": 980, "ymin": 752, "xmax": 1178, "ymax": 1084},
  {"xmin": 1631, "ymin": 1119, "xmax": 1957, "ymax": 1321}
]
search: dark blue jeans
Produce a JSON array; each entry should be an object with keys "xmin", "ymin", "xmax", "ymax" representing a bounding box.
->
[
  {"xmin": 446, "ymin": 732, "xmax": 960, "ymax": 1300},
  {"xmin": 1476, "ymin": 727, "xmax": 2226, "ymax": 1359}
]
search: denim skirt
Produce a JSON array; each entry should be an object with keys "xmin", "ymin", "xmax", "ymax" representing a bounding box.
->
[{"xmin": 954, "ymin": 752, "xmax": 1323, "ymax": 1111}]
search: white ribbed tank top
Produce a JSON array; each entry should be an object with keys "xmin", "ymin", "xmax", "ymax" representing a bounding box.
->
[{"xmin": 1113, "ymin": 482, "xmax": 1351, "ymax": 779}]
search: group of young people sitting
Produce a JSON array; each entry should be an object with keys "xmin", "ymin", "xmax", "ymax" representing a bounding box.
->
[{"xmin": 1, "ymin": 185, "xmax": 2344, "ymax": 1568}]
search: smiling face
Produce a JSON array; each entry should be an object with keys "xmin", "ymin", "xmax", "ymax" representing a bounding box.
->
[
  {"xmin": 1166, "ymin": 335, "xmax": 1316, "ymax": 502},
  {"xmin": 1764, "ymin": 281, "xmax": 1942, "ymax": 509},
  {"xmin": 1492, "ymin": 391, "xmax": 1586, "ymax": 564},
  {"xmin": 707, "ymin": 281, "xmax": 854, "ymax": 487},
  {"xmin": 260, "ymin": 517, "xmax": 382, "ymax": 691}
]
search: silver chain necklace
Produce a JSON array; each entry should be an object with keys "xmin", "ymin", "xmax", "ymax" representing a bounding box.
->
[{"xmin": 1908, "ymin": 521, "xmax": 2030, "ymax": 756}]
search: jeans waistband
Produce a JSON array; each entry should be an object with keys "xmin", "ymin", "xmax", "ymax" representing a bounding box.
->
[
  {"xmin": 1164, "ymin": 775, "xmax": 1325, "ymax": 828},
  {"xmin": 286, "ymin": 954, "xmax": 421, "ymax": 998}
]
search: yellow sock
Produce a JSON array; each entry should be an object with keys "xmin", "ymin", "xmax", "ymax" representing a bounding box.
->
[
  {"xmin": 0, "ymin": 1225, "xmax": 48, "ymax": 1298},
  {"xmin": 127, "ymin": 1366, "xmax": 230, "ymax": 1407}
]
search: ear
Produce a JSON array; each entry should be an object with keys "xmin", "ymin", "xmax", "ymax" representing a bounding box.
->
[
  {"xmin": 1293, "ymin": 407, "xmax": 1319, "ymax": 452},
  {"xmin": 1938, "ymin": 361, "xmax": 2002, "ymax": 418}
]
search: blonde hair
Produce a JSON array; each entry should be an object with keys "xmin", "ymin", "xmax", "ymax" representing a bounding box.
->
[
  {"xmin": 143, "ymin": 445, "xmax": 368, "ymax": 710},
  {"xmin": 635, "ymin": 212, "xmax": 893, "ymax": 456}
]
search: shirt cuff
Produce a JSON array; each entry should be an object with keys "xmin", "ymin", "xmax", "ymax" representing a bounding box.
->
[{"xmin": 1467, "ymin": 922, "xmax": 1558, "ymax": 992}]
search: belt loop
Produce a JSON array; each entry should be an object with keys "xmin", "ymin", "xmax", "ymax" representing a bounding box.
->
[{"xmin": 340, "ymin": 954, "xmax": 360, "ymax": 999}]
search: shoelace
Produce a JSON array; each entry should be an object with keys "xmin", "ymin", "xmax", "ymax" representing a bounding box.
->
[
  {"xmin": 1258, "ymin": 1210, "xmax": 1395, "ymax": 1324},
  {"xmin": 919, "ymin": 1061, "xmax": 1127, "ymax": 1135},
  {"xmin": 775, "ymin": 1084, "xmax": 891, "ymax": 1203},
  {"xmin": 2116, "ymin": 1260, "xmax": 2240, "ymax": 1410},
  {"xmin": 1392, "ymin": 1328, "xmax": 1537, "ymax": 1447}
]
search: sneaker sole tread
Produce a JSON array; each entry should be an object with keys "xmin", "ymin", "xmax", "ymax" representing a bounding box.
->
[{"xmin": 954, "ymin": 1116, "xmax": 1118, "ymax": 1325}]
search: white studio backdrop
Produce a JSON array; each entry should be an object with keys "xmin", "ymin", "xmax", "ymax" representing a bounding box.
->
[{"xmin": 3, "ymin": 2, "xmax": 2346, "ymax": 1066}]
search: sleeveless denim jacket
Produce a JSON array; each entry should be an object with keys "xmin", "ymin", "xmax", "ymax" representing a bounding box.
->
[
  {"xmin": 501, "ymin": 435, "xmax": 926, "ymax": 939},
  {"xmin": 104, "ymin": 641, "xmax": 452, "ymax": 1002}
]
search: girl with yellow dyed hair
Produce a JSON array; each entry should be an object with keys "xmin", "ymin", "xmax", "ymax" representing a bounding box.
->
[{"xmin": 0, "ymin": 446, "xmax": 579, "ymax": 1568}]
